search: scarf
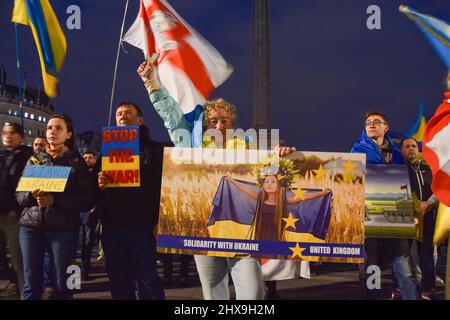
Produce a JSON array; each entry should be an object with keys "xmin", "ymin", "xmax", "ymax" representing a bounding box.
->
[{"xmin": 45, "ymin": 144, "xmax": 68, "ymax": 159}]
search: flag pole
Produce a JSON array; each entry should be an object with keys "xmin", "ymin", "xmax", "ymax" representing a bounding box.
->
[
  {"xmin": 14, "ymin": 23, "xmax": 24, "ymax": 129},
  {"xmin": 108, "ymin": 0, "xmax": 130, "ymax": 127}
]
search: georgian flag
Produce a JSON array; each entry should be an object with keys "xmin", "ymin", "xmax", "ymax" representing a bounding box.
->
[
  {"xmin": 122, "ymin": 0, "xmax": 233, "ymax": 113},
  {"xmin": 423, "ymin": 92, "xmax": 450, "ymax": 206}
]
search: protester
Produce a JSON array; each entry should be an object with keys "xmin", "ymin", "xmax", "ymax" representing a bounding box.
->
[
  {"xmin": 17, "ymin": 114, "xmax": 95, "ymax": 300},
  {"xmin": 138, "ymin": 60, "xmax": 295, "ymax": 300},
  {"xmin": 0, "ymin": 123, "xmax": 32, "ymax": 298},
  {"xmin": 352, "ymin": 111, "xmax": 419, "ymax": 300},
  {"xmin": 79, "ymin": 151, "xmax": 100, "ymax": 281},
  {"xmin": 98, "ymin": 102, "xmax": 165, "ymax": 300},
  {"xmin": 32, "ymin": 136, "xmax": 48, "ymax": 154},
  {"xmin": 401, "ymin": 137, "xmax": 439, "ymax": 299}
]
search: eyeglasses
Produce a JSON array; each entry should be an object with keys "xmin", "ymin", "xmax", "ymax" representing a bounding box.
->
[{"xmin": 365, "ymin": 120, "xmax": 387, "ymax": 127}]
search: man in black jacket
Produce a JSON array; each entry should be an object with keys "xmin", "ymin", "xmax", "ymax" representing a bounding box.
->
[
  {"xmin": 0, "ymin": 123, "xmax": 33, "ymax": 297},
  {"xmin": 79, "ymin": 151, "xmax": 100, "ymax": 281},
  {"xmin": 401, "ymin": 137, "xmax": 439, "ymax": 300},
  {"xmin": 98, "ymin": 102, "xmax": 165, "ymax": 300}
]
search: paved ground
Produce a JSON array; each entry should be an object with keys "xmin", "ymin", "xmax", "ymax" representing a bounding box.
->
[
  {"xmin": 1, "ymin": 252, "xmax": 446, "ymax": 300},
  {"xmin": 71, "ymin": 258, "xmax": 446, "ymax": 300}
]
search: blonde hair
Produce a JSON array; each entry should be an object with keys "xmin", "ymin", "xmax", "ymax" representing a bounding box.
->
[{"xmin": 204, "ymin": 98, "xmax": 237, "ymax": 127}]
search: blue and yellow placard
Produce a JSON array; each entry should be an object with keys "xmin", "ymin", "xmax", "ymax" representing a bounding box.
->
[
  {"xmin": 16, "ymin": 165, "xmax": 71, "ymax": 192},
  {"xmin": 101, "ymin": 126, "xmax": 140, "ymax": 188}
]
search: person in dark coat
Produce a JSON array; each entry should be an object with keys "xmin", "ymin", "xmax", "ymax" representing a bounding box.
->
[
  {"xmin": 17, "ymin": 114, "xmax": 95, "ymax": 300},
  {"xmin": 0, "ymin": 123, "xmax": 32, "ymax": 297},
  {"xmin": 98, "ymin": 102, "xmax": 165, "ymax": 300}
]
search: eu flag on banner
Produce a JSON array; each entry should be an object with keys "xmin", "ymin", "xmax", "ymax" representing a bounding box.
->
[
  {"xmin": 400, "ymin": 5, "xmax": 450, "ymax": 69},
  {"xmin": 207, "ymin": 177, "xmax": 333, "ymax": 242},
  {"xmin": 12, "ymin": 0, "xmax": 67, "ymax": 98}
]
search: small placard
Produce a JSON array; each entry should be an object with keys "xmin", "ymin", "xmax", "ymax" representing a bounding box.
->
[
  {"xmin": 101, "ymin": 126, "xmax": 140, "ymax": 187},
  {"xmin": 16, "ymin": 165, "xmax": 72, "ymax": 192}
]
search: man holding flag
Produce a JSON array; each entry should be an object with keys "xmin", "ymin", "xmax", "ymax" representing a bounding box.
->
[
  {"xmin": 138, "ymin": 60, "xmax": 296, "ymax": 300},
  {"xmin": 123, "ymin": 0, "xmax": 296, "ymax": 299}
]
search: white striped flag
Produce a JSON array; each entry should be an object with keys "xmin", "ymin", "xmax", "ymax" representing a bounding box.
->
[
  {"xmin": 423, "ymin": 92, "xmax": 450, "ymax": 206},
  {"xmin": 122, "ymin": 0, "xmax": 233, "ymax": 114}
]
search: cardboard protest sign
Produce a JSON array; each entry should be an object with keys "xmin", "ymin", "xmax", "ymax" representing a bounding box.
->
[
  {"xmin": 16, "ymin": 165, "xmax": 71, "ymax": 192},
  {"xmin": 101, "ymin": 126, "xmax": 140, "ymax": 188},
  {"xmin": 365, "ymin": 165, "xmax": 416, "ymax": 238},
  {"xmin": 157, "ymin": 148, "xmax": 366, "ymax": 263}
]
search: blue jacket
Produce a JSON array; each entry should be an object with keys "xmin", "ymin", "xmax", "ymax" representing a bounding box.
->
[
  {"xmin": 351, "ymin": 130, "xmax": 404, "ymax": 165},
  {"xmin": 149, "ymin": 88, "xmax": 204, "ymax": 147}
]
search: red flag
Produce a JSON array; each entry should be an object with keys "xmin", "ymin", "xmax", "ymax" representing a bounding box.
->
[
  {"xmin": 423, "ymin": 92, "xmax": 450, "ymax": 206},
  {"xmin": 122, "ymin": 0, "xmax": 233, "ymax": 113}
]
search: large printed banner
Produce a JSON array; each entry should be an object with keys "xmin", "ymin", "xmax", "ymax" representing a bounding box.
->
[
  {"xmin": 16, "ymin": 165, "xmax": 71, "ymax": 192},
  {"xmin": 157, "ymin": 148, "xmax": 366, "ymax": 263},
  {"xmin": 101, "ymin": 126, "xmax": 140, "ymax": 188},
  {"xmin": 364, "ymin": 165, "xmax": 416, "ymax": 238}
]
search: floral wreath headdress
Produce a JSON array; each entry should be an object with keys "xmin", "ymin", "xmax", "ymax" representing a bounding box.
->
[{"xmin": 253, "ymin": 153, "xmax": 299, "ymax": 188}]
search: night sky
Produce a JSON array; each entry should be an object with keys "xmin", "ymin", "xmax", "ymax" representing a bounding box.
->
[{"xmin": 1, "ymin": 0, "xmax": 449, "ymax": 152}]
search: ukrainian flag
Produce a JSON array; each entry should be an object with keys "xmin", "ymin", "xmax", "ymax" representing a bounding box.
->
[
  {"xmin": 390, "ymin": 103, "xmax": 427, "ymax": 151},
  {"xmin": 400, "ymin": 5, "xmax": 450, "ymax": 68},
  {"xmin": 404, "ymin": 102, "xmax": 427, "ymax": 142},
  {"xmin": 206, "ymin": 177, "xmax": 332, "ymax": 258},
  {"xmin": 12, "ymin": 0, "xmax": 66, "ymax": 98}
]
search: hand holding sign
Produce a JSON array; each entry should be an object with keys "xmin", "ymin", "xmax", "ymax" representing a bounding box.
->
[
  {"xmin": 16, "ymin": 166, "xmax": 71, "ymax": 192},
  {"xmin": 98, "ymin": 171, "xmax": 109, "ymax": 190},
  {"xmin": 31, "ymin": 189, "xmax": 54, "ymax": 208},
  {"xmin": 101, "ymin": 126, "xmax": 141, "ymax": 188}
]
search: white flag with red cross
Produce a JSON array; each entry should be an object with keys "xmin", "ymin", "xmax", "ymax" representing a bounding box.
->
[
  {"xmin": 423, "ymin": 92, "xmax": 450, "ymax": 206},
  {"xmin": 122, "ymin": 0, "xmax": 233, "ymax": 113}
]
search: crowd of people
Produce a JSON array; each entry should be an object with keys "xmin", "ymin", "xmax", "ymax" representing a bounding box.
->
[{"xmin": 0, "ymin": 65, "xmax": 448, "ymax": 300}]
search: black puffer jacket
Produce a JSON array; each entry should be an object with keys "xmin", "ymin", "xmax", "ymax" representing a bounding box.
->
[
  {"xmin": 0, "ymin": 145, "xmax": 33, "ymax": 215},
  {"xmin": 16, "ymin": 148, "xmax": 95, "ymax": 232}
]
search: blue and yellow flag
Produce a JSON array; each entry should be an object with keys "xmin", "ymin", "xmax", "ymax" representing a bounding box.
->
[
  {"xmin": 207, "ymin": 177, "xmax": 333, "ymax": 244},
  {"xmin": 389, "ymin": 102, "xmax": 427, "ymax": 152},
  {"xmin": 404, "ymin": 101, "xmax": 427, "ymax": 143},
  {"xmin": 12, "ymin": 0, "xmax": 66, "ymax": 98},
  {"xmin": 400, "ymin": 5, "xmax": 450, "ymax": 69}
]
